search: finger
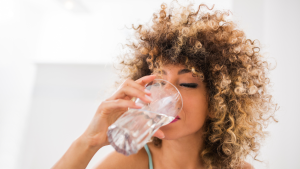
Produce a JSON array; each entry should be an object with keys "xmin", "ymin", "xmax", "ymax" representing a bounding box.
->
[
  {"xmin": 102, "ymin": 99, "xmax": 144, "ymax": 112},
  {"xmin": 123, "ymin": 79, "xmax": 152, "ymax": 95},
  {"xmin": 119, "ymin": 86, "xmax": 153, "ymax": 103},
  {"xmin": 109, "ymin": 86, "xmax": 153, "ymax": 103},
  {"xmin": 135, "ymin": 75, "xmax": 156, "ymax": 87},
  {"xmin": 107, "ymin": 78, "xmax": 153, "ymax": 101},
  {"xmin": 99, "ymin": 99, "xmax": 144, "ymax": 124},
  {"xmin": 153, "ymin": 129, "xmax": 165, "ymax": 139}
]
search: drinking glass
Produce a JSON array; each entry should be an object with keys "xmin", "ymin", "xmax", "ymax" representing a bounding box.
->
[{"xmin": 107, "ymin": 79, "xmax": 183, "ymax": 156}]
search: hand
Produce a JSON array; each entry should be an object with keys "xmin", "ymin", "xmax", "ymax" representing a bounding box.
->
[{"xmin": 79, "ymin": 75, "xmax": 165, "ymax": 149}]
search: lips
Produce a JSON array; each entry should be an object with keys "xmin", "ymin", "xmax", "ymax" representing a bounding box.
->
[{"xmin": 170, "ymin": 116, "xmax": 180, "ymax": 123}]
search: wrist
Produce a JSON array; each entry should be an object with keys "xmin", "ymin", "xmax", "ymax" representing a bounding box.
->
[{"xmin": 77, "ymin": 134, "xmax": 106, "ymax": 151}]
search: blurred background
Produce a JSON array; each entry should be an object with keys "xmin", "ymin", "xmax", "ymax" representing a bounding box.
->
[{"xmin": 0, "ymin": 0, "xmax": 299, "ymax": 168}]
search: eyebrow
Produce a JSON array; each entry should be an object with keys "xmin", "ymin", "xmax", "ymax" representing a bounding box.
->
[{"xmin": 162, "ymin": 69, "xmax": 191, "ymax": 75}]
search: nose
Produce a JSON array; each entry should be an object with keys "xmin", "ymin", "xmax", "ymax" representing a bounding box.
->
[
  {"xmin": 159, "ymin": 79, "xmax": 175, "ymax": 92},
  {"xmin": 161, "ymin": 79, "xmax": 182, "ymax": 101},
  {"xmin": 161, "ymin": 75, "xmax": 178, "ymax": 89},
  {"xmin": 163, "ymin": 79, "xmax": 179, "ymax": 92}
]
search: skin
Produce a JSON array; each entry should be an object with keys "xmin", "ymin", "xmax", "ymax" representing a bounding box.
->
[
  {"xmin": 147, "ymin": 64, "xmax": 209, "ymax": 169},
  {"xmin": 52, "ymin": 64, "xmax": 253, "ymax": 169},
  {"xmin": 99, "ymin": 64, "xmax": 210, "ymax": 169}
]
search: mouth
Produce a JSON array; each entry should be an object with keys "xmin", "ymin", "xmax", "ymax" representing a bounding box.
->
[{"xmin": 170, "ymin": 116, "xmax": 180, "ymax": 123}]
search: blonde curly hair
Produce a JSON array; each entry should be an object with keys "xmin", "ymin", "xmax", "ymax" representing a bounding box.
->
[{"xmin": 115, "ymin": 2, "xmax": 279, "ymax": 169}]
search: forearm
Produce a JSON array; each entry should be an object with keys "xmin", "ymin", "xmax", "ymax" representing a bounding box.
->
[{"xmin": 52, "ymin": 137, "xmax": 103, "ymax": 169}]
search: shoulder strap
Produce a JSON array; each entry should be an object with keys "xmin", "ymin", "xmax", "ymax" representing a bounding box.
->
[{"xmin": 144, "ymin": 144, "xmax": 154, "ymax": 169}]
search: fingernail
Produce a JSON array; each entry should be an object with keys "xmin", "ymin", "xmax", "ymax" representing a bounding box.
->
[
  {"xmin": 135, "ymin": 103, "xmax": 144, "ymax": 108},
  {"xmin": 145, "ymin": 95, "xmax": 153, "ymax": 102},
  {"xmin": 144, "ymin": 88, "xmax": 151, "ymax": 94}
]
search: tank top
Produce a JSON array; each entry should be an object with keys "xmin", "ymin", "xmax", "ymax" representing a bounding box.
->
[{"xmin": 144, "ymin": 144, "xmax": 154, "ymax": 169}]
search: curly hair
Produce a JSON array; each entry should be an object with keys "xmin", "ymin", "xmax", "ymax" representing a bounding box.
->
[{"xmin": 115, "ymin": 2, "xmax": 279, "ymax": 169}]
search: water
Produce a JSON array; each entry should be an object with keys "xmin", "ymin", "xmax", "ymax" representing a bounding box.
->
[{"xmin": 107, "ymin": 109, "xmax": 175, "ymax": 156}]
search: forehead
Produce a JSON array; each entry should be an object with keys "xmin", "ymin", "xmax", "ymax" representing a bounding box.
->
[
  {"xmin": 153, "ymin": 64, "xmax": 204, "ymax": 81},
  {"xmin": 155, "ymin": 64, "xmax": 187, "ymax": 71},
  {"xmin": 153, "ymin": 64, "xmax": 196, "ymax": 77}
]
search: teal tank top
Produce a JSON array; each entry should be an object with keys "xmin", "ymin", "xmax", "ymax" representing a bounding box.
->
[{"xmin": 144, "ymin": 144, "xmax": 154, "ymax": 169}]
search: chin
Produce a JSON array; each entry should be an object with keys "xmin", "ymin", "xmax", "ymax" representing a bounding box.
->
[
  {"xmin": 160, "ymin": 121, "xmax": 204, "ymax": 140},
  {"xmin": 159, "ymin": 122, "xmax": 185, "ymax": 140}
]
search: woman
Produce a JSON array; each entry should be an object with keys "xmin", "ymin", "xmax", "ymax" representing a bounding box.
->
[{"xmin": 53, "ymin": 2, "xmax": 278, "ymax": 169}]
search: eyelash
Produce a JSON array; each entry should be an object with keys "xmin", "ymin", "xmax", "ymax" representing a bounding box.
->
[{"xmin": 180, "ymin": 83, "xmax": 198, "ymax": 88}]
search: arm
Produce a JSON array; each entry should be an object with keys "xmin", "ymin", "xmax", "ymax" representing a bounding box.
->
[
  {"xmin": 52, "ymin": 75, "xmax": 164, "ymax": 169},
  {"xmin": 52, "ymin": 136, "xmax": 103, "ymax": 169}
]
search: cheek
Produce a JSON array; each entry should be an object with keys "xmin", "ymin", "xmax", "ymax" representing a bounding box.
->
[
  {"xmin": 159, "ymin": 90, "xmax": 209, "ymax": 139},
  {"xmin": 182, "ymin": 93, "xmax": 208, "ymax": 128}
]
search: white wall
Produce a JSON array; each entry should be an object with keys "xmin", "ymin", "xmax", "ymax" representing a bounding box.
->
[
  {"xmin": 263, "ymin": 0, "xmax": 300, "ymax": 168},
  {"xmin": 0, "ymin": 0, "xmax": 40, "ymax": 168},
  {"xmin": 17, "ymin": 64, "xmax": 118, "ymax": 169},
  {"xmin": 1, "ymin": 0, "xmax": 299, "ymax": 169},
  {"xmin": 233, "ymin": 0, "xmax": 300, "ymax": 168}
]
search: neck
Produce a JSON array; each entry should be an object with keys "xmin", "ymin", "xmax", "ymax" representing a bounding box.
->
[{"xmin": 158, "ymin": 129, "xmax": 205, "ymax": 169}]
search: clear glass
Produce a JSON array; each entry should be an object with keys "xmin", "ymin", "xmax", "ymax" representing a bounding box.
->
[{"xmin": 107, "ymin": 79, "xmax": 183, "ymax": 156}]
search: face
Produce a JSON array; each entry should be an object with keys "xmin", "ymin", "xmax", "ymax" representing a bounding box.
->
[{"xmin": 153, "ymin": 64, "xmax": 209, "ymax": 140}]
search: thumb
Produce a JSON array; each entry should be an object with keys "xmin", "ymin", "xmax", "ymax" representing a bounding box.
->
[{"xmin": 153, "ymin": 129, "xmax": 165, "ymax": 139}]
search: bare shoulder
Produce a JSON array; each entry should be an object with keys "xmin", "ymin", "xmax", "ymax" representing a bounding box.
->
[
  {"xmin": 92, "ymin": 147, "xmax": 148, "ymax": 169},
  {"xmin": 237, "ymin": 161, "xmax": 255, "ymax": 169}
]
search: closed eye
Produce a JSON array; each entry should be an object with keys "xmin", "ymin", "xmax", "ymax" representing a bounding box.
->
[{"xmin": 180, "ymin": 83, "xmax": 198, "ymax": 88}]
